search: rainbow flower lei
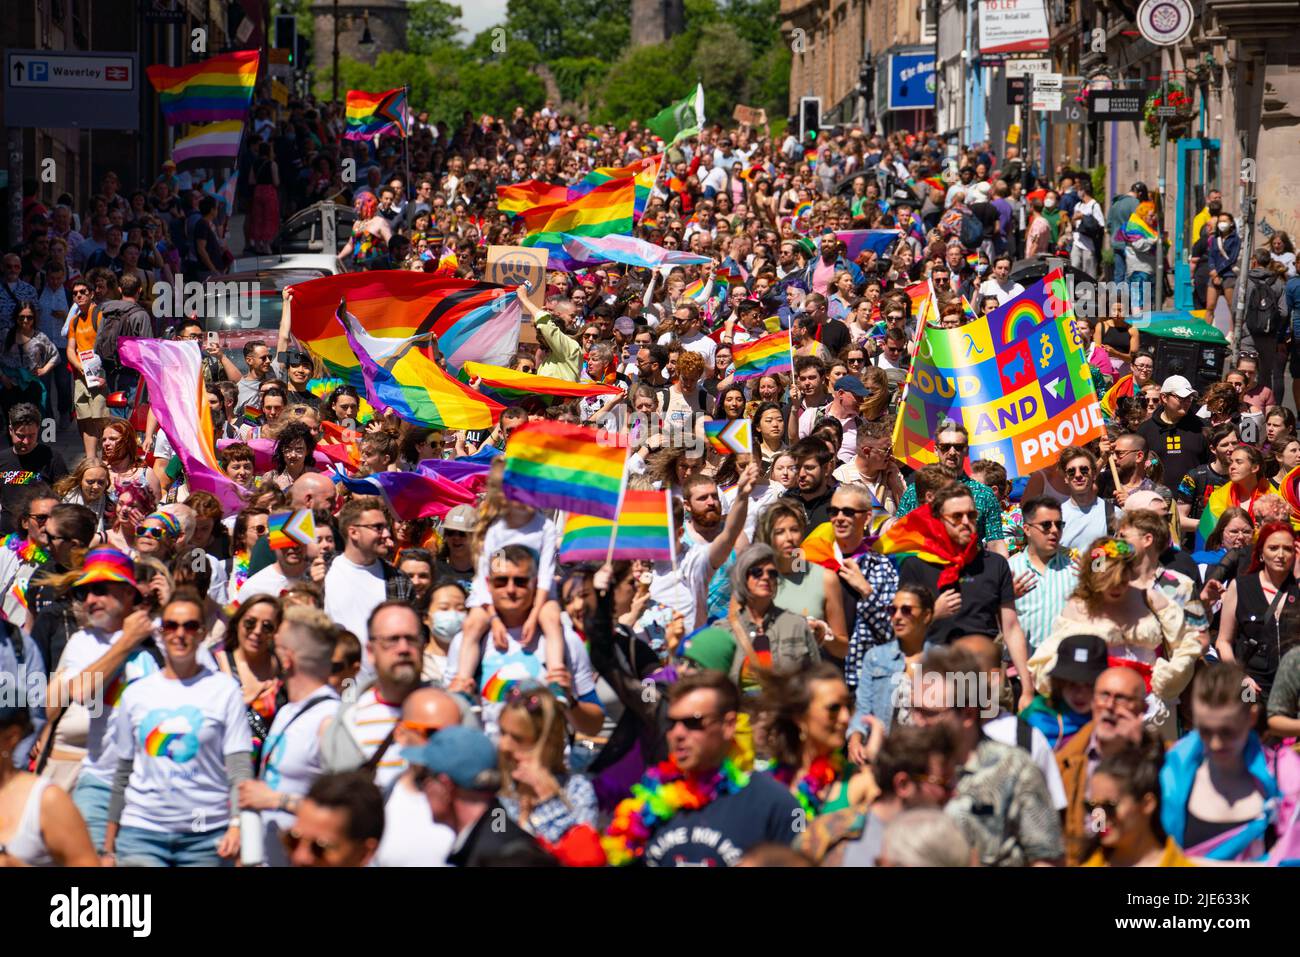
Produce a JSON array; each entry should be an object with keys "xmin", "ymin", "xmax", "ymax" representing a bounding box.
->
[
  {"xmin": 231, "ymin": 551, "xmax": 251, "ymax": 593},
  {"xmin": 601, "ymin": 756, "xmax": 750, "ymax": 866},
  {"xmin": 772, "ymin": 752, "xmax": 845, "ymax": 819},
  {"xmin": 3, "ymin": 533, "xmax": 48, "ymax": 566},
  {"xmin": 1090, "ymin": 539, "xmax": 1133, "ymax": 572}
]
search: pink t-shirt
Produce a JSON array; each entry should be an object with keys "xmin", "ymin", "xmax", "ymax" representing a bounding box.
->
[
  {"xmin": 1088, "ymin": 344, "xmax": 1116, "ymax": 376},
  {"xmin": 1242, "ymin": 384, "xmax": 1274, "ymax": 415},
  {"xmin": 812, "ymin": 257, "xmax": 837, "ymax": 296}
]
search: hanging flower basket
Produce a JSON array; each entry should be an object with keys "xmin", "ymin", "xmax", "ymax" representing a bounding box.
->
[{"xmin": 1143, "ymin": 83, "xmax": 1196, "ymax": 146}]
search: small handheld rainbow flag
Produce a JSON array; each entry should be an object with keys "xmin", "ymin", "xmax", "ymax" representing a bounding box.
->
[
  {"xmin": 558, "ymin": 489, "xmax": 675, "ymax": 563},
  {"xmin": 1099, "ymin": 373, "xmax": 1135, "ymax": 419},
  {"xmin": 1121, "ymin": 213, "xmax": 1157, "ymax": 243},
  {"xmin": 146, "ymin": 50, "xmax": 259, "ymax": 125},
  {"xmin": 267, "ymin": 509, "xmax": 316, "ymax": 550},
  {"xmin": 922, "ymin": 176, "xmax": 946, "ymax": 193},
  {"xmin": 703, "ymin": 418, "xmax": 751, "ymax": 455},
  {"xmin": 242, "ymin": 405, "xmax": 264, "ymax": 426},
  {"xmin": 463, "ymin": 361, "xmax": 623, "ymax": 408},
  {"xmin": 345, "ymin": 88, "xmax": 410, "ymax": 141},
  {"xmin": 503, "ymin": 421, "xmax": 628, "ymax": 520},
  {"xmin": 965, "ymin": 252, "xmax": 981, "ymax": 269},
  {"xmin": 731, "ymin": 331, "xmax": 793, "ymax": 381},
  {"xmin": 794, "ymin": 201, "xmax": 813, "ymax": 219}
]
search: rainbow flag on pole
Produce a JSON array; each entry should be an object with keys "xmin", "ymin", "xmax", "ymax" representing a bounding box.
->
[
  {"xmin": 521, "ymin": 178, "xmax": 636, "ymax": 243},
  {"xmin": 146, "ymin": 50, "xmax": 259, "ymax": 125},
  {"xmin": 502, "ymin": 421, "xmax": 627, "ymax": 520},
  {"xmin": 731, "ymin": 331, "xmax": 793, "ymax": 381},
  {"xmin": 344, "ymin": 88, "xmax": 410, "ymax": 140},
  {"xmin": 558, "ymin": 489, "xmax": 675, "ymax": 563},
  {"xmin": 568, "ymin": 154, "xmax": 663, "ymax": 220}
]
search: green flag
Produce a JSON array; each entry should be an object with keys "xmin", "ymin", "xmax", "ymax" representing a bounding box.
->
[{"xmin": 647, "ymin": 83, "xmax": 705, "ymax": 147}]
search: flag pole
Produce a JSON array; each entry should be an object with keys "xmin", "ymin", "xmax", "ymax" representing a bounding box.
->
[{"xmin": 402, "ymin": 86, "xmax": 412, "ymax": 209}]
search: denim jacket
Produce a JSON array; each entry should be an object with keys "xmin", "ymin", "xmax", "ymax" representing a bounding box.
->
[{"xmin": 848, "ymin": 640, "xmax": 906, "ymax": 739}]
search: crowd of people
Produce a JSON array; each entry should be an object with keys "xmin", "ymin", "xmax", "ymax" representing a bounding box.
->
[{"xmin": 1, "ymin": 96, "xmax": 1299, "ymax": 870}]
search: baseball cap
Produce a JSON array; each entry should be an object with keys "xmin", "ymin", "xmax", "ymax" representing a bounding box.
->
[
  {"xmin": 1159, "ymin": 375, "xmax": 1194, "ymax": 397},
  {"xmin": 833, "ymin": 375, "xmax": 871, "ymax": 398},
  {"xmin": 678, "ymin": 626, "xmax": 737, "ymax": 672},
  {"xmin": 402, "ymin": 726, "xmax": 500, "ymax": 790},
  {"xmin": 442, "ymin": 505, "xmax": 477, "ymax": 533},
  {"xmin": 1050, "ymin": 634, "xmax": 1109, "ymax": 684},
  {"xmin": 613, "ymin": 316, "xmax": 635, "ymax": 336}
]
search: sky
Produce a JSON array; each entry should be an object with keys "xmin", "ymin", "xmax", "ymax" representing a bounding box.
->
[{"xmin": 456, "ymin": 0, "xmax": 509, "ymax": 40}]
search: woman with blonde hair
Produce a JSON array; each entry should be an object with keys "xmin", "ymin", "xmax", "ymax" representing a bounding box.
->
[
  {"xmin": 495, "ymin": 685, "xmax": 598, "ymax": 843},
  {"xmin": 54, "ymin": 458, "xmax": 112, "ymax": 536},
  {"xmin": 100, "ymin": 418, "xmax": 160, "ymax": 501},
  {"xmin": 1029, "ymin": 537, "xmax": 1198, "ymax": 723},
  {"xmin": 858, "ymin": 366, "xmax": 891, "ymax": 423}
]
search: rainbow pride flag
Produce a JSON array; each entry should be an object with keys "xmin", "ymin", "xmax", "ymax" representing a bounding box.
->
[
  {"xmin": 558, "ymin": 488, "xmax": 675, "ymax": 563},
  {"xmin": 702, "ymin": 419, "xmax": 751, "ymax": 455},
  {"xmin": 794, "ymin": 201, "xmax": 813, "ymax": 219},
  {"xmin": 1195, "ymin": 480, "xmax": 1274, "ymax": 550},
  {"xmin": 731, "ymin": 330, "xmax": 793, "ymax": 381},
  {"xmin": 463, "ymin": 361, "xmax": 623, "ymax": 408},
  {"xmin": 503, "ymin": 421, "xmax": 627, "ymax": 520},
  {"xmin": 344, "ymin": 88, "xmax": 409, "ymax": 140},
  {"xmin": 146, "ymin": 50, "xmax": 259, "ymax": 125},
  {"xmin": 1099, "ymin": 373, "xmax": 1136, "ymax": 418},
  {"xmin": 496, "ymin": 179, "xmax": 570, "ymax": 218},
  {"xmin": 568, "ymin": 154, "xmax": 662, "ymax": 220},
  {"xmin": 286, "ymin": 273, "xmax": 522, "ymax": 378},
  {"xmin": 1121, "ymin": 213, "xmax": 1158, "ymax": 243},
  {"xmin": 267, "ymin": 510, "xmax": 315, "ymax": 550},
  {"xmin": 333, "ymin": 465, "xmax": 475, "ymax": 520},
  {"xmin": 336, "ymin": 302, "xmax": 503, "ymax": 431},
  {"xmin": 521, "ymin": 178, "xmax": 635, "ymax": 244},
  {"xmin": 835, "ymin": 230, "xmax": 902, "ymax": 260}
]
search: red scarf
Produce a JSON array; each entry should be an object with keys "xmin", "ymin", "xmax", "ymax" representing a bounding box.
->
[{"xmin": 889, "ymin": 506, "xmax": 981, "ymax": 589}]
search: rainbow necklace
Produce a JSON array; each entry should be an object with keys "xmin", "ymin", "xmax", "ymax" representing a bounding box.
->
[
  {"xmin": 772, "ymin": 752, "xmax": 845, "ymax": 819},
  {"xmin": 231, "ymin": 551, "xmax": 251, "ymax": 592},
  {"xmin": 2, "ymin": 533, "xmax": 48, "ymax": 566},
  {"xmin": 601, "ymin": 756, "xmax": 749, "ymax": 866}
]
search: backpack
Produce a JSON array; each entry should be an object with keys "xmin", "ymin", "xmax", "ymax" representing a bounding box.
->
[
  {"xmin": 1245, "ymin": 278, "xmax": 1281, "ymax": 337},
  {"xmin": 959, "ymin": 212, "xmax": 984, "ymax": 251},
  {"xmin": 1077, "ymin": 210, "xmax": 1104, "ymax": 245},
  {"xmin": 96, "ymin": 300, "xmax": 154, "ymax": 368}
]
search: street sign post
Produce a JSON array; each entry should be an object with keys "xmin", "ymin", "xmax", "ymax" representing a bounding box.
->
[{"xmin": 4, "ymin": 50, "xmax": 139, "ymax": 129}]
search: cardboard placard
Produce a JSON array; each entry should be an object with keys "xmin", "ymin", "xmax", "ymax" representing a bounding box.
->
[
  {"xmin": 486, "ymin": 245, "xmax": 548, "ymax": 311},
  {"xmin": 732, "ymin": 104, "xmax": 768, "ymax": 127}
]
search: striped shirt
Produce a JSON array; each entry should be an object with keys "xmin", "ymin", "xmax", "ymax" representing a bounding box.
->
[
  {"xmin": 340, "ymin": 687, "xmax": 404, "ymax": 790},
  {"xmin": 897, "ymin": 476, "xmax": 1005, "ymax": 544},
  {"xmin": 1009, "ymin": 549, "xmax": 1078, "ymax": 651}
]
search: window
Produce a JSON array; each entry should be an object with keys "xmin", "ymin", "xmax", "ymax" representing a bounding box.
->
[{"xmin": 919, "ymin": 1, "xmax": 938, "ymax": 42}]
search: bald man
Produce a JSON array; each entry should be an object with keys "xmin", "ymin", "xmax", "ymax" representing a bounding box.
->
[
  {"xmin": 372, "ymin": 688, "xmax": 462, "ymax": 867},
  {"xmin": 953, "ymin": 635, "xmax": 1066, "ymax": 813},
  {"xmin": 292, "ymin": 471, "xmax": 338, "ymax": 512},
  {"xmin": 1055, "ymin": 666, "xmax": 1149, "ymax": 865}
]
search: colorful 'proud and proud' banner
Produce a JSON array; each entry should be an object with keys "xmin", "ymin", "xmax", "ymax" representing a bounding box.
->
[{"xmin": 892, "ymin": 269, "xmax": 1104, "ymax": 479}]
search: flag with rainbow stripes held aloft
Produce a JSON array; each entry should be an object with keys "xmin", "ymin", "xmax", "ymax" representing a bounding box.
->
[
  {"xmin": 731, "ymin": 330, "xmax": 793, "ymax": 381},
  {"xmin": 558, "ymin": 488, "xmax": 676, "ymax": 564},
  {"xmin": 344, "ymin": 87, "xmax": 410, "ymax": 140},
  {"xmin": 1120, "ymin": 213, "xmax": 1158, "ymax": 244},
  {"xmin": 502, "ymin": 421, "xmax": 629, "ymax": 520},
  {"xmin": 146, "ymin": 50, "xmax": 259, "ymax": 125}
]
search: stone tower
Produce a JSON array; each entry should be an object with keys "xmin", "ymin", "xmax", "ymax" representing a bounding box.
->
[
  {"xmin": 631, "ymin": 0, "xmax": 685, "ymax": 47},
  {"xmin": 311, "ymin": 0, "xmax": 409, "ymax": 70}
]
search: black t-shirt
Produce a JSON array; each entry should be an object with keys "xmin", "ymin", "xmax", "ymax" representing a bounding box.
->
[
  {"xmin": 0, "ymin": 444, "xmax": 69, "ymax": 534},
  {"xmin": 782, "ymin": 486, "xmax": 835, "ymax": 529},
  {"xmin": 900, "ymin": 551, "xmax": 1014, "ymax": 644},
  {"xmin": 644, "ymin": 772, "xmax": 800, "ymax": 867},
  {"xmin": 1175, "ymin": 461, "xmax": 1228, "ymax": 520},
  {"xmin": 1136, "ymin": 412, "xmax": 1207, "ymax": 494}
]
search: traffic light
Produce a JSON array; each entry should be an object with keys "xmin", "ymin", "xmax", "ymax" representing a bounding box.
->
[{"xmin": 275, "ymin": 14, "xmax": 296, "ymax": 64}]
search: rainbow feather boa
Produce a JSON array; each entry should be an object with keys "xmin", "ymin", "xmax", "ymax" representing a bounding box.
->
[
  {"xmin": 771, "ymin": 752, "xmax": 845, "ymax": 819},
  {"xmin": 2, "ymin": 533, "xmax": 48, "ymax": 566},
  {"xmin": 601, "ymin": 756, "xmax": 749, "ymax": 866}
]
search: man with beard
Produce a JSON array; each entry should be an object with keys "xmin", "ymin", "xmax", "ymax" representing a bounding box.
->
[
  {"xmin": 788, "ymin": 356, "xmax": 831, "ymax": 442},
  {"xmin": 680, "ymin": 473, "xmax": 740, "ymax": 624},
  {"xmin": 320, "ymin": 601, "xmax": 427, "ymax": 791},
  {"xmin": 1096, "ymin": 432, "xmax": 1164, "ymax": 506},
  {"xmin": 50, "ymin": 548, "xmax": 160, "ymax": 850}
]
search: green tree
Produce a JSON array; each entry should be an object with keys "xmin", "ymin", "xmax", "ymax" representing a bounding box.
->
[
  {"xmin": 689, "ymin": 22, "xmax": 753, "ymax": 122},
  {"xmin": 593, "ymin": 37, "xmax": 694, "ymax": 126},
  {"xmin": 407, "ymin": 0, "xmax": 465, "ymax": 52},
  {"xmin": 503, "ymin": 0, "xmax": 631, "ymax": 60},
  {"xmin": 549, "ymin": 56, "xmax": 609, "ymax": 104}
]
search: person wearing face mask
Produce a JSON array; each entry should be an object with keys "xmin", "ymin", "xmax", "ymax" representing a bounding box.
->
[
  {"xmin": 1206, "ymin": 212, "xmax": 1241, "ymax": 320},
  {"xmin": 424, "ymin": 580, "xmax": 467, "ymax": 686},
  {"xmin": 1025, "ymin": 191, "xmax": 1062, "ymax": 258},
  {"xmin": 1190, "ymin": 189, "xmax": 1224, "ymax": 259}
]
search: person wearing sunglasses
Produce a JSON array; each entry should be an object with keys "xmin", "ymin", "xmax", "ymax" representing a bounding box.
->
[
  {"xmin": 1135, "ymin": 375, "xmax": 1207, "ymax": 496},
  {"xmin": 894, "ymin": 422, "xmax": 1007, "ymax": 557},
  {"xmin": 217, "ymin": 595, "xmax": 286, "ymax": 767},
  {"xmin": 847, "ymin": 583, "xmax": 935, "ymax": 756},
  {"xmin": 897, "ymin": 484, "xmax": 1036, "ymax": 710},
  {"xmin": 726, "ymin": 544, "xmax": 823, "ymax": 698},
  {"xmin": 908, "ymin": 644, "xmax": 1064, "ymax": 867},
  {"xmin": 131, "ymin": 509, "xmax": 181, "ymax": 563},
  {"xmin": 0, "ymin": 484, "xmax": 58, "ymax": 628},
  {"xmin": 1057, "ymin": 446, "xmax": 1116, "ymax": 555},
  {"xmin": 235, "ymin": 606, "xmax": 341, "ymax": 866},
  {"xmin": 233, "ymin": 531, "xmax": 312, "ymax": 605},
  {"xmin": 101, "ymin": 593, "xmax": 251, "ymax": 867},
  {"xmin": 48, "ymin": 548, "xmax": 160, "ymax": 851},
  {"xmin": 1082, "ymin": 742, "xmax": 1193, "ymax": 867},
  {"xmin": 282, "ymin": 770, "xmax": 385, "ymax": 868},
  {"xmin": 1008, "ymin": 497, "xmax": 1079, "ymax": 654}
]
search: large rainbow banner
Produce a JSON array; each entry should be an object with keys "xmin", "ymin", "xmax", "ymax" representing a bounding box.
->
[{"xmin": 892, "ymin": 269, "xmax": 1104, "ymax": 479}]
